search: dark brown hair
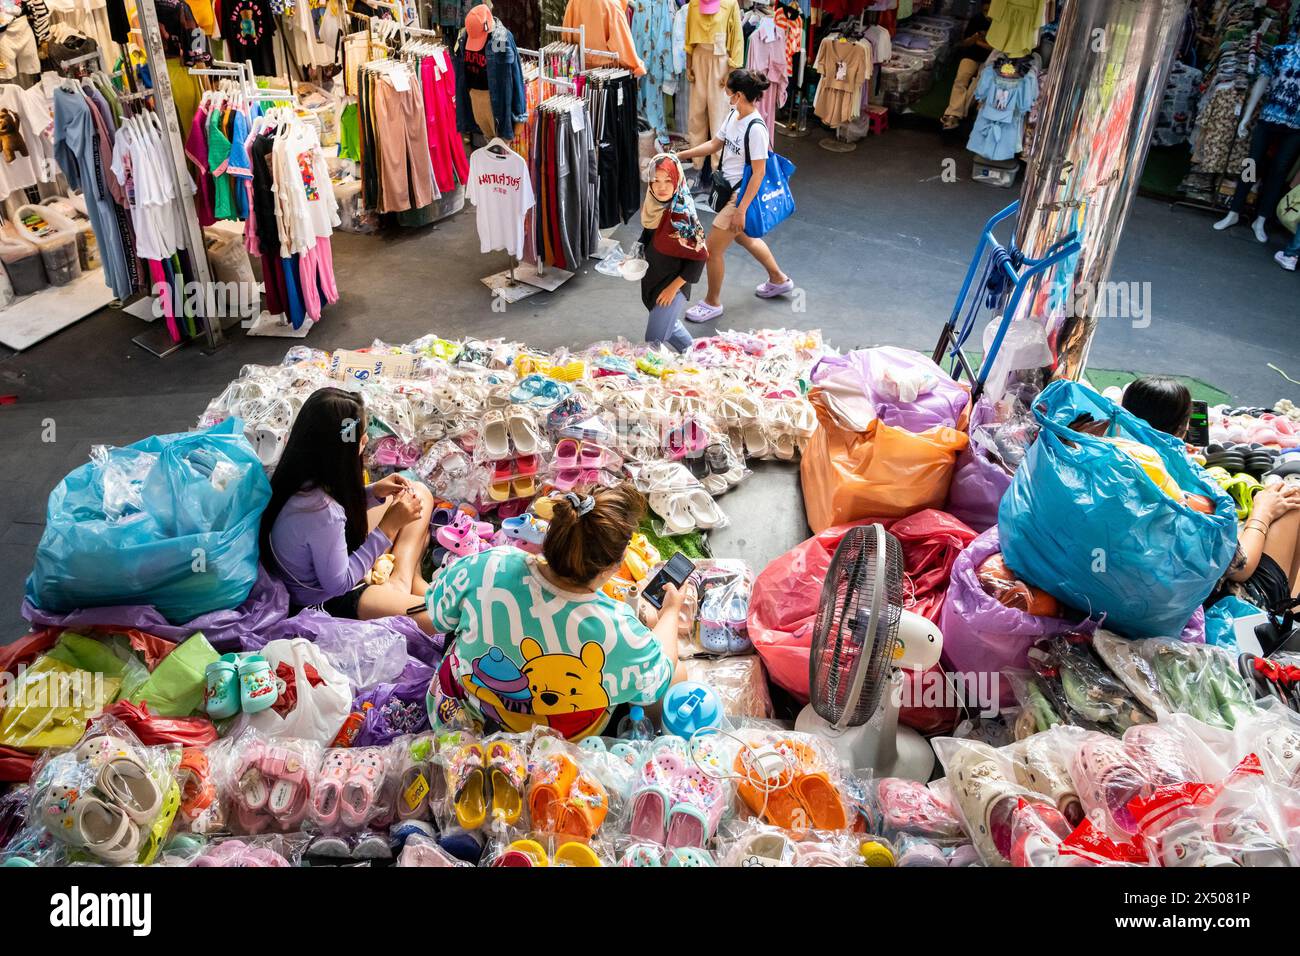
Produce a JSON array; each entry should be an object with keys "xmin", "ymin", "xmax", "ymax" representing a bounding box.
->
[
  {"xmin": 543, "ymin": 483, "xmax": 646, "ymax": 584},
  {"xmin": 726, "ymin": 68, "xmax": 771, "ymax": 102}
]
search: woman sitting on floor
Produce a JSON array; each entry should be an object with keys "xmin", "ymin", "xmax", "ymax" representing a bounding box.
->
[
  {"xmin": 259, "ymin": 387, "xmax": 437, "ymax": 633},
  {"xmin": 1122, "ymin": 376, "xmax": 1300, "ymax": 617}
]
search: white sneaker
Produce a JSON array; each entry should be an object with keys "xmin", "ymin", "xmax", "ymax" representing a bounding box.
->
[
  {"xmin": 1213, "ymin": 211, "xmax": 1240, "ymax": 230},
  {"xmin": 1252, "ymin": 216, "xmax": 1268, "ymax": 243},
  {"xmin": 1275, "ymin": 250, "xmax": 1298, "ymax": 272}
]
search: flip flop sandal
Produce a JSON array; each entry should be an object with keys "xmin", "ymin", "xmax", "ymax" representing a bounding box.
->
[
  {"xmin": 446, "ymin": 743, "xmax": 487, "ymax": 830},
  {"xmin": 485, "ymin": 740, "xmax": 527, "ymax": 825},
  {"xmin": 553, "ymin": 841, "xmax": 602, "ymax": 866},
  {"xmin": 96, "ymin": 750, "xmax": 163, "ymax": 824},
  {"xmin": 314, "ymin": 749, "xmax": 353, "ymax": 828},
  {"xmin": 527, "ymin": 752, "xmax": 579, "ymax": 832},
  {"xmin": 343, "ymin": 749, "xmax": 387, "ymax": 832}
]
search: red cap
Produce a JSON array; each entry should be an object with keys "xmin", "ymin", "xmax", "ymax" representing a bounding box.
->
[{"xmin": 464, "ymin": 4, "xmax": 494, "ymax": 52}]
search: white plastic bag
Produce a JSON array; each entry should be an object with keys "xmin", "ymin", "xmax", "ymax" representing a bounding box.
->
[{"xmin": 228, "ymin": 638, "xmax": 353, "ymax": 745}]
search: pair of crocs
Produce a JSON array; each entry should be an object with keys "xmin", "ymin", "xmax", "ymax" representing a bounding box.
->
[
  {"xmin": 629, "ymin": 736, "xmax": 727, "ymax": 849},
  {"xmin": 205, "ymin": 653, "xmax": 278, "ymax": 720},
  {"xmin": 509, "ymin": 374, "xmax": 571, "ymax": 408},
  {"xmin": 444, "ymin": 739, "xmax": 528, "ymax": 830},
  {"xmin": 733, "ymin": 736, "xmax": 848, "ymax": 832},
  {"xmin": 526, "ymin": 751, "xmax": 609, "ymax": 838}
]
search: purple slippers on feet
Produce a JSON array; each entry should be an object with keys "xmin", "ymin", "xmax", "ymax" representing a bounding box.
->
[
  {"xmin": 684, "ymin": 301, "xmax": 724, "ymax": 323},
  {"xmin": 755, "ymin": 278, "xmax": 795, "ymax": 298}
]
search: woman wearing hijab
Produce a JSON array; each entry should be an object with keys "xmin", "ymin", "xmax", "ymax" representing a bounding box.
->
[{"xmin": 637, "ymin": 153, "xmax": 709, "ymax": 352}]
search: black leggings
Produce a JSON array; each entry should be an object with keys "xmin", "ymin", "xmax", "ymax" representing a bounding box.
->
[{"xmin": 1231, "ymin": 120, "xmax": 1300, "ymax": 220}]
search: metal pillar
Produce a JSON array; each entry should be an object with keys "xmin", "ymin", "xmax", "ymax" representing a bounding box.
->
[{"xmin": 1010, "ymin": 0, "xmax": 1188, "ymax": 382}]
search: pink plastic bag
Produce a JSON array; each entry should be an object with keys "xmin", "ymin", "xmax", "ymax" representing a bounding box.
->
[{"xmin": 748, "ymin": 510, "xmax": 973, "ymax": 733}]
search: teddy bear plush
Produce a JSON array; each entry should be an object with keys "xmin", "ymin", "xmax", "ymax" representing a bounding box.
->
[{"xmin": 0, "ymin": 108, "xmax": 29, "ymax": 163}]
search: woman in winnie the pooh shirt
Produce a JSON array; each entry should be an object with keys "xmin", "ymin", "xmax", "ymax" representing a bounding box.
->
[{"xmin": 425, "ymin": 483, "xmax": 687, "ymax": 740}]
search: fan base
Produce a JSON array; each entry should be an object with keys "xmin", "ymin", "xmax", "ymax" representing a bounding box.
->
[{"xmin": 795, "ymin": 707, "xmax": 935, "ymax": 781}]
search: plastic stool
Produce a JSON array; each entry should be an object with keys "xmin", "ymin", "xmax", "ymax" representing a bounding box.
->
[{"xmin": 867, "ymin": 105, "xmax": 889, "ymax": 135}]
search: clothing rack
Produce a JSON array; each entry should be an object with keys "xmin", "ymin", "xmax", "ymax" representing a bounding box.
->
[{"xmin": 132, "ymin": 0, "xmax": 224, "ymax": 355}]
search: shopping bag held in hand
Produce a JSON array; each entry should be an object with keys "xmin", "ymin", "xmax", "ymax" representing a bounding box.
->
[{"xmin": 735, "ymin": 120, "xmax": 796, "ymax": 238}]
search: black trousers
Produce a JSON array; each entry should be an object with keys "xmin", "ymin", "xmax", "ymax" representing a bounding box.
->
[{"xmin": 1230, "ymin": 120, "xmax": 1300, "ymax": 221}]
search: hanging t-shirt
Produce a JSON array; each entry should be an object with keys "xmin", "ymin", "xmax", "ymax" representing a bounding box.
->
[
  {"xmin": 156, "ymin": 0, "xmax": 212, "ymax": 66},
  {"xmin": 427, "ymin": 548, "xmax": 673, "ymax": 740},
  {"xmin": 0, "ymin": 81, "xmax": 54, "ymax": 197},
  {"xmin": 1261, "ymin": 43, "xmax": 1300, "ymax": 131},
  {"xmin": 716, "ymin": 108, "xmax": 768, "ymax": 186},
  {"xmin": 222, "ymin": 0, "xmax": 277, "ymax": 77},
  {"xmin": 467, "ymin": 144, "xmax": 535, "ymax": 259}
]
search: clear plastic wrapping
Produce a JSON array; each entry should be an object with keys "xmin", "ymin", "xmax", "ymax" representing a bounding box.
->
[
  {"xmin": 1092, "ymin": 631, "xmax": 1257, "ymax": 729},
  {"xmin": 26, "ymin": 716, "xmax": 181, "ymax": 866}
]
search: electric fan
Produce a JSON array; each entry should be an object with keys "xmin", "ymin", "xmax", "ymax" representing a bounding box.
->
[{"xmin": 795, "ymin": 524, "xmax": 943, "ymax": 780}]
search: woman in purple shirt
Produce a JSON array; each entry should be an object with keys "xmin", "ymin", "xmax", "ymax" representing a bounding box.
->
[{"xmin": 258, "ymin": 388, "xmax": 436, "ymax": 632}]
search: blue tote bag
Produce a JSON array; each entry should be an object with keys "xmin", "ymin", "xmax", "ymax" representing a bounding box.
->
[{"xmin": 736, "ymin": 119, "xmax": 796, "ymax": 238}]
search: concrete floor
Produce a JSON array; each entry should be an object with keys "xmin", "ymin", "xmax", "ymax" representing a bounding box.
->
[{"xmin": 2, "ymin": 124, "xmax": 1298, "ymax": 634}]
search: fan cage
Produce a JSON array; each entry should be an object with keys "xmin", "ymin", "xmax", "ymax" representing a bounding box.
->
[{"xmin": 808, "ymin": 525, "xmax": 904, "ymax": 726}]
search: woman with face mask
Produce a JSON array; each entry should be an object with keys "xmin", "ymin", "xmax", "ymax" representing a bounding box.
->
[
  {"xmin": 636, "ymin": 153, "xmax": 709, "ymax": 352},
  {"xmin": 675, "ymin": 68, "xmax": 793, "ymax": 324}
]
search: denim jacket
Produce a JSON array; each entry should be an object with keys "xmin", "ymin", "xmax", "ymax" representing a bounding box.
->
[{"xmin": 454, "ymin": 24, "xmax": 528, "ymax": 138}]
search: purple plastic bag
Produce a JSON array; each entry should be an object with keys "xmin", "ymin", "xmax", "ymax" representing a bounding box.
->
[
  {"xmin": 22, "ymin": 567, "xmax": 290, "ymax": 652},
  {"xmin": 810, "ymin": 347, "xmax": 969, "ymax": 433},
  {"xmin": 351, "ymin": 662, "xmax": 436, "ymax": 747},
  {"xmin": 947, "ymin": 400, "xmax": 1012, "ymax": 532},
  {"xmin": 939, "ymin": 527, "xmax": 1083, "ymax": 705}
]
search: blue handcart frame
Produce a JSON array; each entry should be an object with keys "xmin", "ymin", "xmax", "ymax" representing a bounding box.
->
[{"xmin": 932, "ymin": 200, "xmax": 1081, "ymax": 402}]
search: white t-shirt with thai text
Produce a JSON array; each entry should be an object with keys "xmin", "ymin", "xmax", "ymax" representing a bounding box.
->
[{"xmin": 467, "ymin": 145, "xmax": 534, "ymax": 260}]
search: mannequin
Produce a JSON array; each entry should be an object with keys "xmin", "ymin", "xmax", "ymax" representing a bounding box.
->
[
  {"xmin": 454, "ymin": 2, "xmax": 527, "ymax": 145},
  {"xmin": 1214, "ymin": 32, "xmax": 1300, "ymax": 243},
  {"xmin": 684, "ymin": 0, "xmax": 742, "ymax": 169}
]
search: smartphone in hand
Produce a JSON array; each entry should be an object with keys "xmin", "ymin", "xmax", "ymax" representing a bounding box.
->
[{"xmin": 642, "ymin": 553, "xmax": 696, "ymax": 609}]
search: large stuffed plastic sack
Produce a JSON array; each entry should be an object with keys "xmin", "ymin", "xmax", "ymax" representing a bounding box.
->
[
  {"xmin": 801, "ymin": 350, "xmax": 970, "ymax": 532},
  {"xmin": 940, "ymin": 527, "xmax": 1084, "ymax": 706},
  {"xmin": 748, "ymin": 510, "xmax": 975, "ymax": 734},
  {"xmin": 226, "ymin": 638, "xmax": 352, "ymax": 745},
  {"xmin": 809, "ymin": 347, "xmax": 971, "ymax": 432},
  {"xmin": 25, "ymin": 419, "xmax": 272, "ymax": 624},
  {"xmin": 946, "ymin": 397, "xmax": 1016, "ymax": 532},
  {"xmin": 23, "ymin": 568, "xmax": 290, "ymax": 654},
  {"xmin": 998, "ymin": 381, "xmax": 1237, "ymax": 639}
]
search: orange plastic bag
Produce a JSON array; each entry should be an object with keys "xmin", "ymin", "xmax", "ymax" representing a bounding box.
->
[{"xmin": 800, "ymin": 390, "xmax": 969, "ymax": 533}]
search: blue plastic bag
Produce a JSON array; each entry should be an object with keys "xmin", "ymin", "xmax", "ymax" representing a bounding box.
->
[
  {"xmin": 1204, "ymin": 596, "xmax": 1264, "ymax": 650},
  {"xmin": 736, "ymin": 145, "xmax": 796, "ymax": 238},
  {"xmin": 997, "ymin": 381, "xmax": 1237, "ymax": 638},
  {"xmin": 26, "ymin": 419, "xmax": 271, "ymax": 623}
]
